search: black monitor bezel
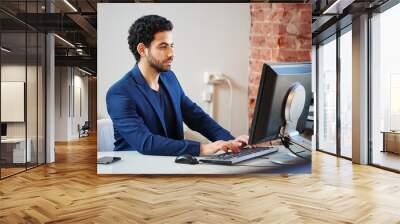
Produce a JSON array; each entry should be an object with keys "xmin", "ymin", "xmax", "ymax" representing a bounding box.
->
[{"xmin": 248, "ymin": 62, "xmax": 312, "ymax": 145}]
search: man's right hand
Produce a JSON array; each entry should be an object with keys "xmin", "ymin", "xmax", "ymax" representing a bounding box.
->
[{"xmin": 199, "ymin": 140, "xmax": 242, "ymax": 156}]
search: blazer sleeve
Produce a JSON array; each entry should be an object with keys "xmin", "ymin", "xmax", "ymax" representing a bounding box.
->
[
  {"xmin": 178, "ymin": 85, "xmax": 235, "ymax": 142},
  {"xmin": 106, "ymin": 86, "xmax": 201, "ymax": 156}
]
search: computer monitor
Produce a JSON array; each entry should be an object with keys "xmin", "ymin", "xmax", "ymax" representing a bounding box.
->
[
  {"xmin": 248, "ymin": 62, "xmax": 312, "ymax": 145},
  {"xmin": 1, "ymin": 123, "xmax": 7, "ymax": 137}
]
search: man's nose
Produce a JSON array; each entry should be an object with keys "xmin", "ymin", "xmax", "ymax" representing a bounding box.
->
[{"xmin": 167, "ymin": 47, "xmax": 174, "ymax": 57}]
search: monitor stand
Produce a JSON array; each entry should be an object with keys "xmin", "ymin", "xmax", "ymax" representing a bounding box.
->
[{"xmin": 270, "ymin": 82, "xmax": 311, "ymax": 165}]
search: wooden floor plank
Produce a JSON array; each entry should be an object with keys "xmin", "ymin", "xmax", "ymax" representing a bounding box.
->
[{"xmin": 0, "ymin": 135, "xmax": 400, "ymax": 223}]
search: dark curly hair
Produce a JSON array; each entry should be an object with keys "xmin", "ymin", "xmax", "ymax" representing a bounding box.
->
[{"xmin": 128, "ymin": 15, "xmax": 173, "ymax": 61}]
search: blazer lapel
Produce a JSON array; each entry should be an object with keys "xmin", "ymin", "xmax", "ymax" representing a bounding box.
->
[
  {"xmin": 130, "ymin": 65, "xmax": 167, "ymax": 135},
  {"xmin": 159, "ymin": 74, "xmax": 183, "ymax": 136}
]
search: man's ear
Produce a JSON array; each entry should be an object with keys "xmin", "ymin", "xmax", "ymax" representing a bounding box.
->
[{"xmin": 137, "ymin": 43, "xmax": 147, "ymax": 57}]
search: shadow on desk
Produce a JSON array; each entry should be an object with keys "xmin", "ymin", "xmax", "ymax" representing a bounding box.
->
[{"xmin": 97, "ymin": 146, "xmax": 311, "ymax": 175}]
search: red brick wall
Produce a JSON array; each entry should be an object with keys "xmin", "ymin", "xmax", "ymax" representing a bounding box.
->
[{"xmin": 248, "ymin": 3, "xmax": 311, "ymax": 125}]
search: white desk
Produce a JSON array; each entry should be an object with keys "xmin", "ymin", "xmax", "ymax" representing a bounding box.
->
[
  {"xmin": 1, "ymin": 138, "xmax": 31, "ymax": 163},
  {"xmin": 97, "ymin": 146, "xmax": 311, "ymax": 174}
]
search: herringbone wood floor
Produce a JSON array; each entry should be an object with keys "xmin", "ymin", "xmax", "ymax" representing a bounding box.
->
[{"xmin": 1, "ymin": 135, "xmax": 400, "ymax": 224}]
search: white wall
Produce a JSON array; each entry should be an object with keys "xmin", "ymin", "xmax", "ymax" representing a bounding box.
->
[
  {"xmin": 55, "ymin": 67, "xmax": 68, "ymax": 141},
  {"xmin": 1, "ymin": 65, "xmax": 38, "ymax": 137},
  {"xmin": 72, "ymin": 73, "xmax": 89, "ymax": 138},
  {"xmin": 97, "ymin": 3, "xmax": 250, "ymax": 137},
  {"xmin": 54, "ymin": 67, "xmax": 89, "ymax": 141}
]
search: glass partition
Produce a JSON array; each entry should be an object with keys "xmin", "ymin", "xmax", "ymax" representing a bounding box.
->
[
  {"xmin": 0, "ymin": 1, "xmax": 46, "ymax": 179},
  {"xmin": 371, "ymin": 3, "xmax": 400, "ymax": 171},
  {"xmin": 339, "ymin": 28, "xmax": 352, "ymax": 158},
  {"xmin": 27, "ymin": 31, "xmax": 38, "ymax": 169},
  {"xmin": 37, "ymin": 32, "xmax": 45, "ymax": 165},
  {"xmin": 1, "ymin": 31, "xmax": 28, "ymax": 177},
  {"xmin": 317, "ymin": 36, "xmax": 337, "ymax": 155}
]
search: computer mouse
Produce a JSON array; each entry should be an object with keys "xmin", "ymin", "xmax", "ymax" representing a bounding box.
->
[{"xmin": 175, "ymin": 154, "xmax": 199, "ymax": 165}]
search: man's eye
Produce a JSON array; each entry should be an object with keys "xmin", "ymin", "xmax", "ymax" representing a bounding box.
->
[{"xmin": 159, "ymin": 45, "xmax": 173, "ymax": 50}]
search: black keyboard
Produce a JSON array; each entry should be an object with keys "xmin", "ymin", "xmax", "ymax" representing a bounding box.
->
[{"xmin": 199, "ymin": 147, "xmax": 278, "ymax": 165}]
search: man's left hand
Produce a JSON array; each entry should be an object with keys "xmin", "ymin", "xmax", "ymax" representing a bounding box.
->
[
  {"xmin": 233, "ymin": 135, "xmax": 249, "ymax": 147},
  {"xmin": 218, "ymin": 135, "xmax": 249, "ymax": 154}
]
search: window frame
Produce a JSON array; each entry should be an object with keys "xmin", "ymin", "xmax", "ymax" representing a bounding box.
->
[{"xmin": 315, "ymin": 23, "xmax": 353, "ymax": 160}]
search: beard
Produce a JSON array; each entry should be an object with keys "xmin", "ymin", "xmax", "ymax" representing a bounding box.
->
[{"xmin": 147, "ymin": 51, "xmax": 172, "ymax": 73}]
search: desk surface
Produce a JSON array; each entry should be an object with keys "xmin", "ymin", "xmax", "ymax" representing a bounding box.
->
[
  {"xmin": 381, "ymin": 131, "xmax": 400, "ymax": 134},
  {"xmin": 1, "ymin": 138, "xmax": 28, "ymax": 143},
  {"xmin": 97, "ymin": 146, "xmax": 311, "ymax": 174}
]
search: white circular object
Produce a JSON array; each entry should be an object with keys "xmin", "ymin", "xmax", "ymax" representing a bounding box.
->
[{"xmin": 284, "ymin": 83, "xmax": 306, "ymax": 123}]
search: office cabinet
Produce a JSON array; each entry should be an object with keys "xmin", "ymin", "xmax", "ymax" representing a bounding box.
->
[{"xmin": 382, "ymin": 131, "xmax": 400, "ymax": 154}]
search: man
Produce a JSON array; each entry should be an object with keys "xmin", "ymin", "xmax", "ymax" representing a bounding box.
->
[{"xmin": 106, "ymin": 15, "xmax": 248, "ymax": 156}]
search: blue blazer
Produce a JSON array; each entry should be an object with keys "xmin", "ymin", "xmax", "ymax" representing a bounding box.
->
[{"xmin": 106, "ymin": 64, "xmax": 234, "ymax": 156}]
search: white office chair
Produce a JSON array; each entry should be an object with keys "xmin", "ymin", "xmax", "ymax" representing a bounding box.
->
[
  {"xmin": 97, "ymin": 119, "xmax": 209, "ymax": 152},
  {"xmin": 183, "ymin": 124, "xmax": 210, "ymax": 144},
  {"xmin": 97, "ymin": 118, "xmax": 115, "ymax": 152}
]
